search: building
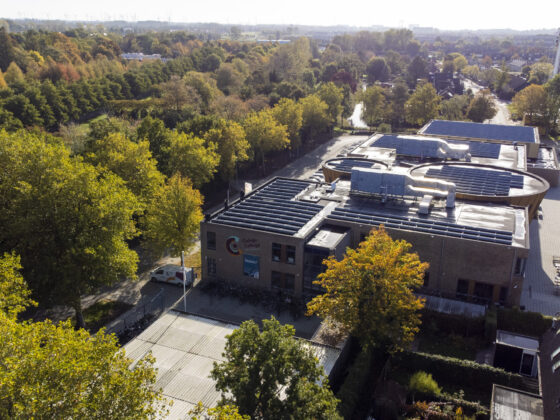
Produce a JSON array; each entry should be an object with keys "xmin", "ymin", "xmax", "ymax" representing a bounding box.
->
[{"xmin": 200, "ymin": 123, "xmax": 556, "ymax": 308}]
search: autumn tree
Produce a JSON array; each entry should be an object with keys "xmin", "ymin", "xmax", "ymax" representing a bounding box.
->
[
  {"xmin": 0, "ymin": 253, "xmax": 166, "ymax": 419},
  {"xmin": 167, "ymin": 131, "xmax": 220, "ymax": 188},
  {"xmin": 136, "ymin": 115, "xmax": 173, "ymax": 171},
  {"xmin": 243, "ymin": 109, "xmax": 290, "ymax": 171},
  {"xmin": 317, "ymin": 82, "xmax": 344, "ymax": 125},
  {"xmin": 190, "ymin": 403, "xmax": 249, "ymax": 420},
  {"xmin": 3, "ymin": 62, "xmax": 24, "ymax": 85},
  {"xmin": 211, "ymin": 317, "xmax": 341, "ymax": 420},
  {"xmin": 161, "ymin": 75, "xmax": 195, "ymax": 111},
  {"xmin": 204, "ymin": 119, "xmax": 249, "ymax": 181},
  {"xmin": 142, "ymin": 173, "xmax": 203, "ymax": 257},
  {"xmin": 405, "ymin": 82, "xmax": 441, "ymax": 126},
  {"xmin": 307, "ymin": 227, "xmax": 427, "ymax": 352},
  {"xmin": 299, "ymin": 94, "xmax": 331, "ymax": 141},
  {"xmin": 360, "ymin": 85, "xmax": 387, "ymax": 127},
  {"xmin": 511, "ymin": 84, "xmax": 548, "ymax": 120},
  {"xmin": 0, "ymin": 130, "xmax": 140, "ymax": 328},
  {"xmin": 271, "ymin": 97, "xmax": 303, "ymax": 151},
  {"xmin": 466, "ymin": 90, "xmax": 497, "ymax": 122}
]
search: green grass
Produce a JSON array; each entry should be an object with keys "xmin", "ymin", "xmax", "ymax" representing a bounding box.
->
[
  {"xmin": 417, "ymin": 331, "xmax": 483, "ymax": 361},
  {"xmin": 82, "ymin": 300, "xmax": 133, "ymax": 333},
  {"xmin": 78, "ymin": 113, "xmax": 108, "ymax": 130}
]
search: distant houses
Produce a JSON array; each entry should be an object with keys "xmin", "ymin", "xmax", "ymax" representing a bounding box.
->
[{"xmin": 121, "ymin": 52, "xmax": 164, "ymax": 61}]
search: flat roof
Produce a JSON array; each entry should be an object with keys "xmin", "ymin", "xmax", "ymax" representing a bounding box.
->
[
  {"xmin": 306, "ymin": 226, "xmax": 349, "ymax": 250},
  {"xmin": 491, "ymin": 385, "xmax": 543, "ymax": 420},
  {"xmin": 496, "ymin": 330, "xmax": 539, "ymax": 352},
  {"xmin": 125, "ymin": 311, "xmax": 341, "ymax": 419},
  {"xmin": 420, "ymin": 120, "xmax": 539, "ymax": 144}
]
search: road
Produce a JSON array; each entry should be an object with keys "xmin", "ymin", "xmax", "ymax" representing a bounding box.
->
[{"xmin": 462, "ymin": 78, "xmax": 517, "ymax": 126}]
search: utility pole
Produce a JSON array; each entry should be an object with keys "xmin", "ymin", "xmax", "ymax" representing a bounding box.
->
[{"xmin": 181, "ymin": 250, "xmax": 187, "ymax": 312}]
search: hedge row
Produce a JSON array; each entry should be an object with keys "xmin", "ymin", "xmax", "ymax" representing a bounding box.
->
[
  {"xmin": 420, "ymin": 309, "xmax": 485, "ymax": 337},
  {"xmin": 497, "ymin": 307, "xmax": 552, "ymax": 338},
  {"xmin": 337, "ymin": 349, "xmax": 375, "ymax": 419},
  {"xmin": 392, "ymin": 351, "xmax": 531, "ymax": 397}
]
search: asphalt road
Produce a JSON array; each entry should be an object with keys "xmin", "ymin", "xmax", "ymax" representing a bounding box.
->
[{"xmin": 462, "ymin": 78, "xmax": 516, "ymax": 126}]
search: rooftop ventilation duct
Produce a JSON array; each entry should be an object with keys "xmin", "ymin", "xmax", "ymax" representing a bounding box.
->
[
  {"xmin": 350, "ymin": 168, "xmax": 456, "ymax": 208},
  {"xmin": 377, "ymin": 135, "xmax": 471, "ymax": 161}
]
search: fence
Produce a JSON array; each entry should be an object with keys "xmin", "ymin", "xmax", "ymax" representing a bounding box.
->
[{"xmin": 105, "ymin": 289, "xmax": 165, "ymax": 337}]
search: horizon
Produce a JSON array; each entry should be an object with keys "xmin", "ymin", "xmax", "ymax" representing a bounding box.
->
[{"xmin": 2, "ymin": 0, "xmax": 559, "ymax": 32}]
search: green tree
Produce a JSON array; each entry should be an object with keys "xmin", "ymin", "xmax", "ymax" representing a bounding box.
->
[
  {"xmin": 528, "ymin": 62, "xmax": 553, "ymax": 85},
  {"xmin": 167, "ymin": 131, "xmax": 219, "ymax": 188},
  {"xmin": 307, "ymin": 226, "xmax": 427, "ymax": 351},
  {"xmin": 0, "ymin": 28, "xmax": 16, "ymax": 72},
  {"xmin": 3, "ymin": 94, "xmax": 42, "ymax": 127},
  {"xmin": 243, "ymin": 109, "xmax": 290, "ymax": 171},
  {"xmin": 409, "ymin": 371, "xmax": 441, "ymax": 402},
  {"xmin": 204, "ymin": 119, "xmax": 249, "ymax": 182},
  {"xmin": 452, "ymin": 53, "xmax": 468, "ymax": 73},
  {"xmin": 407, "ymin": 56, "xmax": 427, "ymax": 87},
  {"xmin": 3, "ymin": 62, "xmax": 24, "ymax": 85},
  {"xmin": 511, "ymin": 84, "xmax": 548, "ymax": 120},
  {"xmin": 317, "ymin": 82, "xmax": 343, "ymax": 125},
  {"xmin": 271, "ymin": 98, "xmax": 303, "ymax": 151},
  {"xmin": 160, "ymin": 75, "xmax": 195, "ymax": 111},
  {"xmin": 211, "ymin": 317, "xmax": 341, "ymax": 420},
  {"xmin": 360, "ymin": 85, "xmax": 387, "ymax": 127},
  {"xmin": 0, "ymin": 70, "xmax": 6, "ymax": 89},
  {"xmin": 136, "ymin": 115, "xmax": 172, "ymax": 172},
  {"xmin": 440, "ymin": 95, "xmax": 470, "ymax": 121},
  {"xmin": 466, "ymin": 90, "xmax": 497, "ymax": 122},
  {"xmin": 142, "ymin": 173, "xmax": 203, "ymax": 257},
  {"xmin": 0, "ymin": 130, "xmax": 140, "ymax": 328},
  {"xmin": 387, "ymin": 82, "xmax": 409, "ymax": 127},
  {"xmin": 366, "ymin": 57, "xmax": 390, "ymax": 83},
  {"xmin": 86, "ymin": 133, "xmax": 165, "ymax": 207},
  {"xmin": 405, "ymin": 83, "xmax": 441, "ymax": 127},
  {"xmin": 299, "ymin": 94, "xmax": 331, "ymax": 141},
  {"xmin": 190, "ymin": 403, "xmax": 249, "ymax": 420},
  {"xmin": 0, "ymin": 252, "xmax": 35, "ymax": 317},
  {"xmin": 545, "ymin": 74, "xmax": 560, "ymax": 133}
]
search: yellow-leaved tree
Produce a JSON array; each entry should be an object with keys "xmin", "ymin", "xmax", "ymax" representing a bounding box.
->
[{"xmin": 307, "ymin": 226, "xmax": 427, "ymax": 352}]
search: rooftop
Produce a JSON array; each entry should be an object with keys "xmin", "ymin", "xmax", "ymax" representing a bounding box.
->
[
  {"xmin": 420, "ymin": 120, "xmax": 539, "ymax": 144},
  {"xmin": 491, "ymin": 385, "xmax": 543, "ymax": 420}
]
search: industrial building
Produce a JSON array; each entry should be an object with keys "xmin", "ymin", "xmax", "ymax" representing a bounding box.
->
[{"xmin": 201, "ymin": 122, "xmax": 556, "ymax": 308}]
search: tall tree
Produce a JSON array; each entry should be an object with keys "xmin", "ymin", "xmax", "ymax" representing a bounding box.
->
[
  {"xmin": 204, "ymin": 119, "xmax": 249, "ymax": 182},
  {"xmin": 0, "ymin": 28, "xmax": 16, "ymax": 72},
  {"xmin": 142, "ymin": 173, "xmax": 203, "ymax": 257},
  {"xmin": 271, "ymin": 98, "xmax": 303, "ymax": 151},
  {"xmin": 3, "ymin": 62, "xmax": 25, "ymax": 85},
  {"xmin": 360, "ymin": 85, "xmax": 387, "ymax": 127},
  {"xmin": 511, "ymin": 84, "xmax": 548, "ymax": 120},
  {"xmin": 299, "ymin": 94, "xmax": 331, "ymax": 141},
  {"xmin": 545, "ymin": 74, "xmax": 560, "ymax": 133},
  {"xmin": 211, "ymin": 317, "xmax": 341, "ymax": 420},
  {"xmin": 405, "ymin": 82, "xmax": 441, "ymax": 127},
  {"xmin": 167, "ymin": 131, "xmax": 219, "ymax": 188},
  {"xmin": 466, "ymin": 90, "xmax": 497, "ymax": 122},
  {"xmin": 243, "ymin": 109, "xmax": 290, "ymax": 172},
  {"xmin": 407, "ymin": 56, "xmax": 427, "ymax": 87},
  {"xmin": 0, "ymin": 131, "xmax": 140, "ymax": 327},
  {"xmin": 366, "ymin": 57, "xmax": 390, "ymax": 83},
  {"xmin": 307, "ymin": 227, "xmax": 427, "ymax": 351},
  {"xmin": 317, "ymin": 82, "xmax": 343, "ymax": 125}
]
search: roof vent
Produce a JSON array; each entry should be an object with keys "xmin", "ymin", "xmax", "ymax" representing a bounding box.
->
[{"xmin": 418, "ymin": 195, "xmax": 433, "ymax": 215}]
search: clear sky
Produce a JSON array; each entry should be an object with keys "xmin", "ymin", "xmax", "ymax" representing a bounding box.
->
[{"xmin": 1, "ymin": 0, "xmax": 558, "ymax": 31}]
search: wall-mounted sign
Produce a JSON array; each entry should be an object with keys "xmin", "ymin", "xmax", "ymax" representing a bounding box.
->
[
  {"xmin": 226, "ymin": 236, "xmax": 241, "ymax": 255},
  {"xmin": 241, "ymin": 238, "xmax": 260, "ymax": 251}
]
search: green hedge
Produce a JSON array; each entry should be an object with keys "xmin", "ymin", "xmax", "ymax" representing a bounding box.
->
[
  {"xmin": 392, "ymin": 351, "xmax": 531, "ymax": 397},
  {"xmin": 420, "ymin": 309, "xmax": 485, "ymax": 337},
  {"xmin": 497, "ymin": 307, "xmax": 552, "ymax": 338},
  {"xmin": 337, "ymin": 349, "xmax": 374, "ymax": 419}
]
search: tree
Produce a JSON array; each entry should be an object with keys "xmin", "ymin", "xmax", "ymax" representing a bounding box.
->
[
  {"xmin": 190, "ymin": 403, "xmax": 249, "ymax": 420},
  {"xmin": 407, "ymin": 56, "xmax": 427, "ymax": 87},
  {"xmin": 466, "ymin": 90, "xmax": 497, "ymax": 122},
  {"xmin": 366, "ymin": 57, "xmax": 390, "ymax": 83},
  {"xmin": 161, "ymin": 75, "xmax": 195, "ymax": 111},
  {"xmin": 299, "ymin": 94, "xmax": 331, "ymax": 141},
  {"xmin": 167, "ymin": 131, "xmax": 219, "ymax": 188},
  {"xmin": 0, "ymin": 28, "xmax": 16, "ymax": 72},
  {"xmin": 204, "ymin": 119, "xmax": 249, "ymax": 181},
  {"xmin": 142, "ymin": 173, "xmax": 203, "ymax": 257},
  {"xmin": 528, "ymin": 62, "xmax": 553, "ymax": 85},
  {"xmin": 0, "ymin": 253, "xmax": 165, "ymax": 418},
  {"xmin": 211, "ymin": 317, "xmax": 341, "ymax": 420},
  {"xmin": 271, "ymin": 98, "xmax": 303, "ymax": 151},
  {"xmin": 0, "ymin": 70, "xmax": 6, "ymax": 89},
  {"xmin": 136, "ymin": 115, "xmax": 172, "ymax": 171},
  {"xmin": 452, "ymin": 54, "xmax": 468, "ymax": 73},
  {"xmin": 0, "ymin": 131, "xmax": 140, "ymax": 327},
  {"xmin": 3, "ymin": 94, "xmax": 42, "ymax": 127},
  {"xmin": 387, "ymin": 82, "xmax": 410, "ymax": 127},
  {"xmin": 317, "ymin": 82, "xmax": 343, "ymax": 125},
  {"xmin": 408, "ymin": 371, "xmax": 441, "ymax": 402},
  {"xmin": 3, "ymin": 62, "xmax": 25, "ymax": 85},
  {"xmin": 306, "ymin": 226, "xmax": 427, "ymax": 351},
  {"xmin": 360, "ymin": 85, "xmax": 386, "ymax": 127},
  {"xmin": 440, "ymin": 95, "xmax": 470, "ymax": 121},
  {"xmin": 243, "ymin": 109, "xmax": 290, "ymax": 171},
  {"xmin": 405, "ymin": 83, "xmax": 441, "ymax": 127},
  {"xmin": 86, "ymin": 133, "xmax": 165, "ymax": 207},
  {"xmin": 511, "ymin": 84, "xmax": 548, "ymax": 120},
  {"xmin": 545, "ymin": 74, "xmax": 560, "ymax": 133}
]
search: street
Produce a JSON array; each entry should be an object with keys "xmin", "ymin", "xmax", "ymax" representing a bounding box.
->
[{"xmin": 462, "ymin": 78, "xmax": 517, "ymax": 126}]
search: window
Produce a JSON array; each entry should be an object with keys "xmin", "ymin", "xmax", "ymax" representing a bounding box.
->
[
  {"xmin": 243, "ymin": 255, "xmax": 259, "ymax": 279},
  {"xmin": 285, "ymin": 274, "xmax": 295, "ymax": 290},
  {"xmin": 499, "ymin": 287, "xmax": 508, "ymax": 304},
  {"xmin": 423, "ymin": 272, "xmax": 430, "ymax": 287},
  {"xmin": 156, "ymin": 269, "xmax": 164, "ymax": 275},
  {"xmin": 207, "ymin": 231, "xmax": 216, "ymax": 250},
  {"xmin": 473, "ymin": 282, "xmax": 493, "ymax": 304},
  {"xmin": 456, "ymin": 279, "xmax": 469, "ymax": 299},
  {"xmin": 514, "ymin": 258, "xmax": 526, "ymax": 276},
  {"xmin": 207, "ymin": 257, "xmax": 216, "ymax": 277},
  {"xmin": 272, "ymin": 243, "xmax": 282, "ymax": 262},
  {"xmin": 286, "ymin": 245, "xmax": 296, "ymax": 264},
  {"xmin": 271, "ymin": 271, "xmax": 282, "ymax": 288}
]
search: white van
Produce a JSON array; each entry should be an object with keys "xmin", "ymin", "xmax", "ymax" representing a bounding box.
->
[{"xmin": 149, "ymin": 264, "xmax": 194, "ymax": 287}]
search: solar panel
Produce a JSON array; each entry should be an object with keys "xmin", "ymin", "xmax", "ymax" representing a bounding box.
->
[
  {"xmin": 328, "ymin": 159, "xmax": 377, "ymax": 172},
  {"xmin": 372, "ymin": 135, "xmax": 441, "ymax": 158},
  {"xmin": 212, "ymin": 178, "xmax": 322, "ymax": 235},
  {"xmin": 463, "ymin": 141, "xmax": 501, "ymax": 159},
  {"xmin": 423, "ymin": 120, "xmax": 537, "ymax": 143},
  {"xmin": 327, "ymin": 207, "xmax": 513, "ymax": 245},
  {"xmin": 424, "ymin": 166, "xmax": 524, "ymax": 196}
]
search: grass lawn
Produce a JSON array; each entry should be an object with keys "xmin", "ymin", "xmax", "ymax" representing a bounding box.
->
[
  {"xmin": 82, "ymin": 299, "xmax": 133, "ymax": 333},
  {"xmin": 417, "ymin": 331, "xmax": 484, "ymax": 360}
]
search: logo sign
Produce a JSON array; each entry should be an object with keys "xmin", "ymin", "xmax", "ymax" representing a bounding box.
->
[
  {"xmin": 226, "ymin": 236, "xmax": 241, "ymax": 255},
  {"xmin": 241, "ymin": 238, "xmax": 260, "ymax": 251}
]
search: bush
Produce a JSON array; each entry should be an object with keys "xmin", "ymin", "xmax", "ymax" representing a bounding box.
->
[
  {"xmin": 409, "ymin": 371, "xmax": 441, "ymax": 398},
  {"xmin": 484, "ymin": 305, "xmax": 497, "ymax": 343},
  {"xmin": 336, "ymin": 349, "xmax": 374, "ymax": 419},
  {"xmin": 392, "ymin": 351, "xmax": 530, "ymax": 397},
  {"xmin": 497, "ymin": 307, "xmax": 552, "ymax": 338},
  {"xmin": 421, "ymin": 309, "xmax": 485, "ymax": 337}
]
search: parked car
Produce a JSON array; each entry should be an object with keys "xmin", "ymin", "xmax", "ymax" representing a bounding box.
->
[{"xmin": 150, "ymin": 264, "xmax": 194, "ymax": 287}]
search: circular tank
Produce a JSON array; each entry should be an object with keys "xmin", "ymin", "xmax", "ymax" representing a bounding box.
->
[{"xmin": 322, "ymin": 157, "xmax": 389, "ymax": 183}]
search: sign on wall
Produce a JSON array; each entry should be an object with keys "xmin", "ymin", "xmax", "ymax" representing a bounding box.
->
[{"xmin": 225, "ymin": 236, "xmax": 261, "ymax": 255}]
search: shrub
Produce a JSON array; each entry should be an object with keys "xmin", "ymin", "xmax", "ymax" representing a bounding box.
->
[
  {"xmin": 337, "ymin": 349, "xmax": 374, "ymax": 419},
  {"xmin": 409, "ymin": 371, "xmax": 442, "ymax": 399},
  {"xmin": 421, "ymin": 309, "xmax": 485, "ymax": 337},
  {"xmin": 484, "ymin": 305, "xmax": 497, "ymax": 343},
  {"xmin": 497, "ymin": 307, "xmax": 552, "ymax": 338}
]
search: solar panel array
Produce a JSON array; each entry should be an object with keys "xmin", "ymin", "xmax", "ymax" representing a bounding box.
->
[
  {"xmin": 425, "ymin": 166, "xmax": 524, "ymax": 196},
  {"xmin": 328, "ymin": 159, "xmax": 378, "ymax": 172},
  {"xmin": 212, "ymin": 179, "xmax": 323, "ymax": 235},
  {"xmin": 372, "ymin": 135, "xmax": 442, "ymax": 158},
  {"xmin": 423, "ymin": 120, "xmax": 537, "ymax": 143},
  {"xmin": 328, "ymin": 207, "xmax": 513, "ymax": 245},
  {"xmin": 464, "ymin": 141, "xmax": 501, "ymax": 159}
]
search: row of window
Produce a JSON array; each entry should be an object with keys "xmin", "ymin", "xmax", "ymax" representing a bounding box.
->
[{"xmin": 456, "ymin": 279, "xmax": 508, "ymax": 304}]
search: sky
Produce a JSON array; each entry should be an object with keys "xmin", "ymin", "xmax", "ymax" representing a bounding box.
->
[{"xmin": 1, "ymin": 0, "xmax": 559, "ymax": 31}]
